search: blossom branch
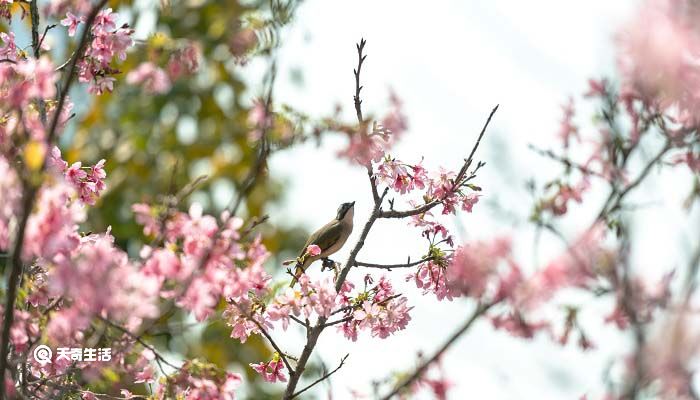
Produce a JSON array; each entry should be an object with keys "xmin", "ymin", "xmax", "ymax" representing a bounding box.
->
[
  {"xmin": 283, "ymin": 54, "xmax": 496, "ymax": 396},
  {"xmin": 352, "ymin": 39, "xmax": 381, "ymax": 206},
  {"xmin": 598, "ymin": 140, "xmax": 672, "ymax": 220},
  {"xmin": 290, "ymin": 354, "xmax": 349, "ymax": 399},
  {"xmin": 379, "ymin": 302, "xmax": 494, "ymax": 400},
  {"xmin": 231, "ymin": 301, "xmax": 295, "ymax": 374},
  {"xmin": 379, "ymin": 104, "xmax": 498, "ymax": 219},
  {"xmin": 136, "ymin": 60, "xmax": 276, "ymax": 338},
  {"xmin": 0, "ymin": 2, "xmax": 108, "ymax": 395},
  {"xmin": 283, "ymin": 115, "xmax": 387, "ymax": 399},
  {"xmin": 46, "ymin": 0, "xmax": 109, "ymax": 147}
]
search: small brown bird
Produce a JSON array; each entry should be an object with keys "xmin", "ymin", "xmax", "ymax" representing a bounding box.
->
[{"xmin": 289, "ymin": 202, "xmax": 355, "ymax": 287}]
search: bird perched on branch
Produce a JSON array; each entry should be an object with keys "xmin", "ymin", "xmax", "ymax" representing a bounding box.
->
[{"xmin": 288, "ymin": 201, "xmax": 355, "ymax": 287}]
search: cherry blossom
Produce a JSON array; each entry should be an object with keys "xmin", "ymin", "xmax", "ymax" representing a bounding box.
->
[{"xmin": 126, "ymin": 62, "xmax": 172, "ymax": 94}]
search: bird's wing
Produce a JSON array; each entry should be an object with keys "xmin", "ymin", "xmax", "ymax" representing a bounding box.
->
[{"xmin": 300, "ymin": 220, "xmax": 343, "ymax": 256}]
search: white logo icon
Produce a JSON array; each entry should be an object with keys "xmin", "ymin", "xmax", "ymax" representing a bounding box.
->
[{"xmin": 33, "ymin": 345, "xmax": 52, "ymax": 366}]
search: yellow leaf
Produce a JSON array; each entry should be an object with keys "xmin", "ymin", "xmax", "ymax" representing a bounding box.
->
[{"xmin": 24, "ymin": 140, "xmax": 46, "ymax": 171}]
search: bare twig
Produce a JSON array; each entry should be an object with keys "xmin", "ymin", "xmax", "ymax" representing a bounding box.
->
[
  {"xmin": 290, "ymin": 354, "xmax": 349, "ymax": 399},
  {"xmin": 354, "ymin": 256, "xmax": 434, "ymax": 270},
  {"xmin": 353, "ymin": 38, "xmax": 367, "ymax": 124},
  {"xmin": 528, "ymin": 144, "xmax": 606, "ymax": 179},
  {"xmin": 98, "ymin": 317, "xmax": 181, "ymax": 372}
]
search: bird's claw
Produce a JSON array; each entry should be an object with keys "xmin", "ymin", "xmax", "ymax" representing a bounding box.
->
[{"xmin": 321, "ymin": 257, "xmax": 337, "ymax": 271}]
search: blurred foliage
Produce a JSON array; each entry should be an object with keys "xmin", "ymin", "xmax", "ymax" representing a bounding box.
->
[{"xmin": 57, "ymin": 0, "xmax": 313, "ymax": 397}]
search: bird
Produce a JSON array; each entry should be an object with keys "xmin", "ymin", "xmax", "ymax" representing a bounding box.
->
[{"xmin": 289, "ymin": 201, "xmax": 355, "ymax": 287}]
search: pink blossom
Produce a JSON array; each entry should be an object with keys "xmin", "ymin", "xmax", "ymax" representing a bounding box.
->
[
  {"xmin": 461, "ymin": 193, "xmax": 480, "ymax": 212},
  {"xmin": 88, "ymin": 76, "xmax": 115, "ymax": 95},
  {"xmin": 132, "ymin": 203, "xmax": 161, "ymax": 237},
  {"xmin": 250, "ymin": 359, "xmax": 287, "ymax": 383},
  {"xmin": 167, "ymin": 41, "xmax": 200, "ymax": 79},
  {"xmin": 672, "ymin": 151, "xmax": 700, "ymax": 174},
  {"xmin": 306, "ymin": 244, "xmax": 322, "ymax": 257},
  {"xmin": 338, "ymin": 115, "xmax": 403, "ymax": 166},
  {"xmin": 23, "ymin": 184, "xmax": 83, "ymax": 262},
  {"xmin": 224, "ymin": 297, "xmax": 268, "ymax": 343},
  {"xmin": 491, "ymin": 312, "xmax": 552, "ymax": 339},
  {"xmin": 153, "ymin": 360, "xmax": 242, "ymax": 399},
  {"xmin": 229, "ymin": 28, "xmax": 258, "ymax": 58},
  {"xmin": 557, "ymin": 97, "xmax": 579, "ymax": 148},
  {"xmin": 446, "ymin": 237, "xmax": 513, "ymax": 299},
  {"xmin": 376, "ymin": 158, "xmax": 428, "ymax": 194},
  {"xmin": 381, "ymin": 90, "xmax": 408, "ymax": 139},
  {"xmin": 616, "ymin": 0, "xmax": 700, "ymax": 127},
  {"xmin": 126, "ymin": 62, "xmax": 172, "ymax": 94},
  {"xmin": 61, "ymin": 12, "xmax": 84, "ymax": 37}
]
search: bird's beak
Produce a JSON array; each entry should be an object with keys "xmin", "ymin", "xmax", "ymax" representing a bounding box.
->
[{"xmin": 350, "ymin": 201, "xmax": 355, "ymax": 207}]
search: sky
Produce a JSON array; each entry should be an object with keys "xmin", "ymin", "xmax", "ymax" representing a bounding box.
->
[{"xmin": 245, "ymin": 0, "xmax": 699, "ymax": 399}]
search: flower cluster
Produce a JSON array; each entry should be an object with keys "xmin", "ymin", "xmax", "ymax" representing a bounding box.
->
[
  {"xmin": 337, "ymin": 276, "xmax": 413, "ymax": 341},
  {"xmin": 50, "ymin": 147, "xmax": 107, "ymax": 205},
  {"xmin": 126, "ymin": 62, "xmax": 171, "ymax": 94},
  {"xmin": 68, "ymin": 8, "xmax": 134, "ymax": 95},
  {"xmin": 250, "ymin": 355, "xmax": 287, "ymax": 383},
  {"xmin": 133, "ymin": 203, "xmax": 272, "ymax": 322},
  {"xmin": 338, "ymin": 93, "xmax": 408, "ymax": 165},
  {"xmin": 127, "ymin": 41, "xmax": 201, "ymax": 94},
  {"xmin": 152, "ymin": 360, "xmax": 242, "ymax": 400}
]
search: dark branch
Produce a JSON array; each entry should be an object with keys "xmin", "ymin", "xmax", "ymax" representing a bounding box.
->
[
  {"xmin": 354, "ymin": 256, "xmax": 434, "ymax": 270},
  {"xmin": 353, "ymin": 38, "xmax": 367, "ymax": 124}
]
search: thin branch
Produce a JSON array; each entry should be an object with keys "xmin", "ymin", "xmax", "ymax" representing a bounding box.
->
[
  {"xmin": 321, "ymin": 316, "xmax": 352, "ymax": 328},
  {"xmin": 379, "ymin": 302, "xmax": 494, "ymax": 400},
  {"xmin": 351, "ymin": 39, "xmax": 381, "ymax": 207},
  {"xmin": 97, "ymin": 317, "xmax": 181, "ymax": 372},
  {"xmin": 601, "ymin": 140, "xmax": 671, "ymax": 219},
  {"xmin": 528, "ymin": 144, "xmax": 606, "ymax": 179},
  {"xmin": 289, "ymin": 315, "xmax": 309, "ymax": 330},
  {"xmin": 353, "ymin": 38, "xmax": 367, "ymax": 124},
  {"xmin": 37, "ymin": 24, "xmax": 57, "ymax": 55},
  {"xmin": 290, "ymin": 354, "xmax": 349, "ymax": 399},
  {"xmin": 230, "ymin": 301, "xmax": 294, "ymax": 374},
  {"xmin": 354, "ymin": 256, "xmax": 433, "ymax": 270}
]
